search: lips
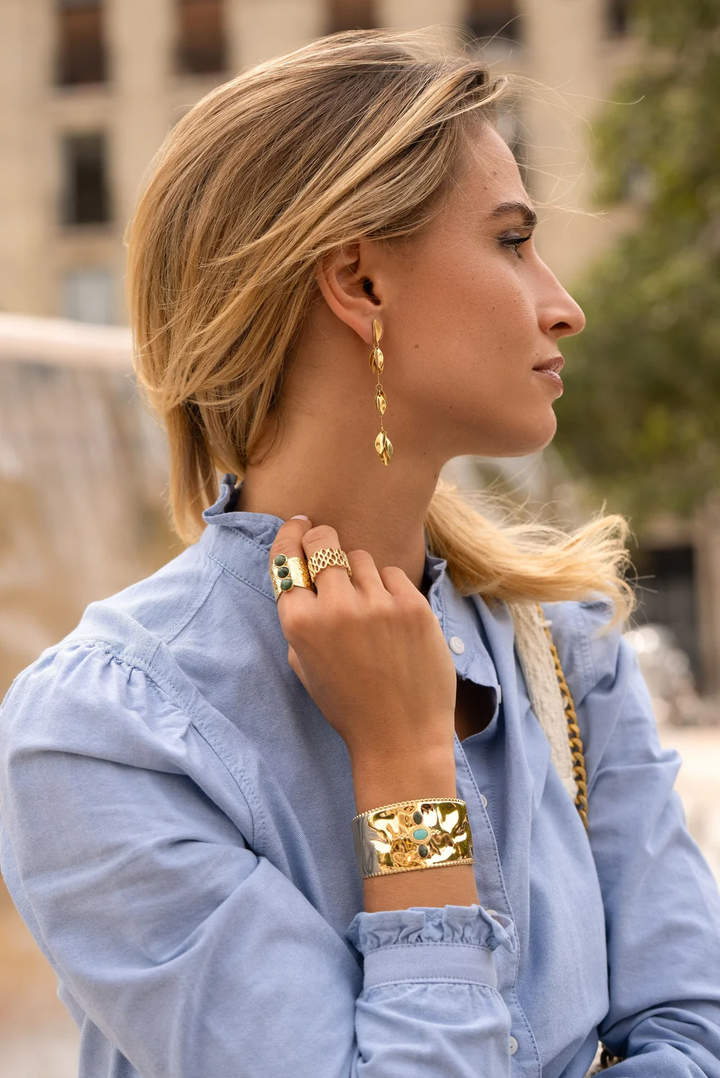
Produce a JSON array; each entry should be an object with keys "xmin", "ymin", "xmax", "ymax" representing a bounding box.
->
[
  {"xmin": 533, "ymin": 356, "xmax": 565, "ymax": 374},
  {"xmin": 533, "ymin": 355, "xmax": 564, "ymax": 394}
]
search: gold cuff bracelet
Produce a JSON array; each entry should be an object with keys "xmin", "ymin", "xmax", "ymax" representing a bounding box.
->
[{"xmin": 351, "ymin": 797, "xmax": 475, "ymax": 879}]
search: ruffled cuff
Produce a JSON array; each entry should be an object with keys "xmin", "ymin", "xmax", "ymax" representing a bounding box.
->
[
  {"xmin": 347, "ymin": 903, "xmax": 515, "ymax": 955},
  {"xmin": 346, "ymin": 905, "xmax": 516, "ymax": 990}
]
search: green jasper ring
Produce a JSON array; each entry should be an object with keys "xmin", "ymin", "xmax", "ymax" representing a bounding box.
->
[{"xmin": 269, "ymin": 552, "xmax": 314, "ymax": 600}]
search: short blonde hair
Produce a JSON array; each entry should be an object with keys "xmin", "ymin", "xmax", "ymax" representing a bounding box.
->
[{"xmin": 126, "ymin": 28, "xmax": 633, "ymax": 624}]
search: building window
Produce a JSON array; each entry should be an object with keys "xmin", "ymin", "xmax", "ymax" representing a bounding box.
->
[
  {"xmin": 62, "ymin": 268, "xmax": 115, "ymax": 323},
  {"xmin": 56, "ymin": 0, "xmax": 107, "ymax": 86},
  {"xmin": 176, "ymin": 0, "xmax": 227, "ymax": 75},
  {"xmin": 61, "ymin": 133, "xmax": 111, "ymax": 226},
  {"xmin": 465, "ymin": 0, "xmax": 520, "ymax": 43},
  {"xmin": 607, "ymin": 0, "xmax": 631, "ymax": 36},
  {"xmin": 327, "ymin": 0, "xmax": 377, "ymax": 33}
]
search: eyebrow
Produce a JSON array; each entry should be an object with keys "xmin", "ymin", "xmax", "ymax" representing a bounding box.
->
[{"xmin": 488, "ymin": 201, "xmax": 538, "ymax": 228}]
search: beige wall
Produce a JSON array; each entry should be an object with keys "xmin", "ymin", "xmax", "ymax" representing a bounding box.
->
[
  {"xmin": 0, "ymin": 0, "xmax": 636, "ymax": 324},
  {"xmin": 520, "ymin": 0, "xmax": 638, "ymax": 280},
  {"xmin": 3, "ymin": 4, "xmax": 719, "ymax": 686}
]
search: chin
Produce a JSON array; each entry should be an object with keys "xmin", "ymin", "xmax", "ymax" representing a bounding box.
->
[
  {"xmin": 542, "ymin": 409, "xmax": 559, "ymax": 444},
  {"xmin": 494, "ymin": 411, "xmax": 558, "ymax": 457}
]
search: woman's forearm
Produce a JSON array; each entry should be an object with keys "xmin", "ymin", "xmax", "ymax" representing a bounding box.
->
[{"xmin": 351, "ymin": 743, "xmax": 481, "ymax": 913}]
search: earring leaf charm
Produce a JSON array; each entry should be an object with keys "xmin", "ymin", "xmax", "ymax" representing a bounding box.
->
[
  {"xmin": 370, "ymin": 318, "xmax": 393, "ymax": 465},
  {"xmin": 375, "ymin": 430, "xmax": 393, "ymax": 465}
]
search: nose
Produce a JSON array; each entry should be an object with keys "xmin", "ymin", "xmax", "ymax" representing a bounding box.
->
[{"xmin": 537, "ymin": 263, "xmax": 586, "ymax": 340}]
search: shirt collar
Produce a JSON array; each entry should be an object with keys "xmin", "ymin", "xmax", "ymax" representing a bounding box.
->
[
  {"xmin": 200, "ymin": 473, "xmax": 501, "ymax": 695},
  {"xmin": 200, "ymin": 473, "xmax": 448, "ymax": 600}
]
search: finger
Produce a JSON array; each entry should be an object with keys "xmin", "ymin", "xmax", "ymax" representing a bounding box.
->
[
  {"xmin": 378, "ymin": 564, "xmax": 425, "ymax": 602},
  {"xmin": 345, "ymin": 549, "xmax": 388, "ymax": 597},
  {"xmin": 301, "ymin": 524, "xmax": 356, "ymax": 597},
  {"xmin": 269, "ymin": 516, "xmax": 317, "ymax": 619}
]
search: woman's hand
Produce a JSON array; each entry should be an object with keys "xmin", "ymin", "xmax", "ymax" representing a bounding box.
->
[{"xmin": 269, "ymin": 518, "xmax": 458, "ymax": 771}]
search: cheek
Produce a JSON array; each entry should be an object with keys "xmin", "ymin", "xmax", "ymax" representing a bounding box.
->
[
  {"xmin": 392, "ymin": 252, "xmax": 555, "ymax": 453},
  {"xmin": 399, "ymin": 251, "xmax": 536, "ymax": 375}
]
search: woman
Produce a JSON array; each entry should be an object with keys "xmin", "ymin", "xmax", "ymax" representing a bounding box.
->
[{"xmin": 1, "ymin": 28, "xmax": 719, "ymax": 1078}]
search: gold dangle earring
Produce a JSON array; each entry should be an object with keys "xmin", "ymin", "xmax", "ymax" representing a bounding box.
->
[{"xmin": 370, "ymin": 318, "xmax": 393, "ymax": 465}]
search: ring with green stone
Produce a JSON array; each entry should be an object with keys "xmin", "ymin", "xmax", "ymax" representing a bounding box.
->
[{"xmin": 268, "ymin": 552, "xmax": 315, "ymax": 600}]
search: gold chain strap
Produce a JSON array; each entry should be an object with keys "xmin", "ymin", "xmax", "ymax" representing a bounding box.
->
[
  {"xmin": 536, "ymin": 604, "xmax": 590, "ymax": 831},
  {"xmin": 536, "ymin": 608, "xmax": 626, "ymax": 1073}
]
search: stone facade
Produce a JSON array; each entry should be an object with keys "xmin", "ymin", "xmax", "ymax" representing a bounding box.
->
[
  {"xmin": 0, "ymin": 0, "xmax": 636, "ymax": 324},
  {"xmin": 7, "ymin": 1, "xmax": 718, "ymax": 691}
]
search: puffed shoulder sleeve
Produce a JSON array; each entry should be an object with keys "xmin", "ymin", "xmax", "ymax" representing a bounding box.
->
[
  {"xmin": 550, "ymin": 600, "xmax": 720, "ymax": 1077},
  {"xmin": 0, "ymin": 642, "xmax": 516, "ymax": 1078}
]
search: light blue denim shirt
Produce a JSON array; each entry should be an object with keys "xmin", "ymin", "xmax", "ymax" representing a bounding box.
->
[{"xmin": 1, "ymin": 474, "xmax": 719, "ymax": 1078}]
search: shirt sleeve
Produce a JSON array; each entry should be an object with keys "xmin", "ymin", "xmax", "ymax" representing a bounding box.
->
[
  {"xmin": 552, "ymin": 599, "xmax": 720, "ymax": 1078},
  {"xmin": 0, "ymin": 641, "xmax": 516, "ymax": 1078}
]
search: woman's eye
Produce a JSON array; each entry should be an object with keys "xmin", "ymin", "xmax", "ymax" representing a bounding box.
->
[{"xmin": 500, "ymin": 233, "xmax": 533, "ymax": 258}]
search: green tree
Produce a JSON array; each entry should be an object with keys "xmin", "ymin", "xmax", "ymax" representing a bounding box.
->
[{"xmin": 555, "ymin": 0, "xmax": 720, "ymax": 522}]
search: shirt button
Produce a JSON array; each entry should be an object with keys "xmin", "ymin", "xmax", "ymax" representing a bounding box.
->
[
  {"xmin": 448, "ymin": 636, "xmax": 465, "ymax": 654},
  {"xmin": 480, "ymin": 793, "xmax": 488, "ymax": 808},
  {"xmin": 509, "ymin": 1035, "xmax": 519, "ymax": 1055},
  {"xmin": 496, "ymin": 683, "xmax": 502, "ymax": 705},
  {"xmin": 485, "ymin": 909, "xmax": 498, "ymax": 916}
]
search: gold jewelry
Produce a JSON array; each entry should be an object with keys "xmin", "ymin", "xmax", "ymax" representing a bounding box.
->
[
  {"xmin": 268, "ymin": 553, "xmax": 315, "ymax": 600},
  {"xmin": 537, "ymin": 603, "xmax": 589, "ymax": 830},
  {"xmin": 370, "ymin": 318, "xmax": 392, "ymax": 466},
  {"xmin": 306, "ymin": 546, "xmax": 353, "ymax": 585},
  {"xmin": 352, "ymin": 797, "xmax": 475, "ymax": 879}
]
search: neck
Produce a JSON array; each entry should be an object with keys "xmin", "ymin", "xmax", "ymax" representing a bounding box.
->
[{"xmin": 235, "ymin": 417, "xmax": 443, "ymax": 592}]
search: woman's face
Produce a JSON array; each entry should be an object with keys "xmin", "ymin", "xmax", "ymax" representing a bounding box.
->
[{"xmin": 380, "ymin": 122, "xmax": 586, "ymax": 461}]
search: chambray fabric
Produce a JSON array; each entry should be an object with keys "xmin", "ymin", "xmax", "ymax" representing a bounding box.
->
[{"xmin": 1, "ymin": 474, "xmax": 719, "ymax": 1078}]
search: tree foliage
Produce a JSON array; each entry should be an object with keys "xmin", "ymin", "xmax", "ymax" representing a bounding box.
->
[{"xmin": 554, "ymin": 0, "xmax": 720, "ymax": 521}]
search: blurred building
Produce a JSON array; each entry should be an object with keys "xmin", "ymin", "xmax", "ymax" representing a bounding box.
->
[
  {"xmin": 0, "ymin": 0, "xmax": 636, "ymax": 325},
  {"xmin": 3, "ymin": 0, "xmax": 720, "ymax": 696},
  {"xmin": 0, "ymin": 313, "xmax": 182, "ymax": 693}
]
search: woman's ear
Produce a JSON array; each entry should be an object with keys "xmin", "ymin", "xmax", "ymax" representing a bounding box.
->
[{"xmin": 315, "ymin": 242, "xmax": 382, "ymax": 347}]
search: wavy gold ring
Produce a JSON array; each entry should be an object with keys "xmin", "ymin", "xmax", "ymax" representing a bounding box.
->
[{"xmin": 306, "ymin": 547, "xmax": 353, "ymax": 585}]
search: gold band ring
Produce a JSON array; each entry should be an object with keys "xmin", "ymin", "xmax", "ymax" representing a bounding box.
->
[
  {"xmin": 269, "ymin": 553, "xmax": 315, "ymax": 600},
  {"xmin": 306, "ymin": 547, "xmax": 353, "ymax": 585}
]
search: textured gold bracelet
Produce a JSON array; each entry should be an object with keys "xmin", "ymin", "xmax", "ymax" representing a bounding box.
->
[{"xmin": 351, "ymin": 797, "xmax": 475, "ymax": 879}]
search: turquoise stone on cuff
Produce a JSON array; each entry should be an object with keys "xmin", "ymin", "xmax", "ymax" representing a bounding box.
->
[
  {"xmin": 280, "ymin": 578, "xmax": 294, "ymax": 591},
  {"xmin": 273, "ymin": 554, "xmax": 287, "ymax": 566},
  {"xmin": 413, "ymin": 828, "xmax": 429, "ymax": 841}
]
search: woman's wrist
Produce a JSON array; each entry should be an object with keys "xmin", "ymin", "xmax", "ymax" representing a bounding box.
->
[
  {"xmin": 350, "ymin": 745, "xmax": 480, "ymax": 912},
  {"xmin": 350, "ymin": 742, "xmax": 458, "ymax": 815}
]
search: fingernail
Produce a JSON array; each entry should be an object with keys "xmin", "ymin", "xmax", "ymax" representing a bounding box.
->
[{"xmin": 290, "ymin": 514, "xmax": 309, "ymax": 521}]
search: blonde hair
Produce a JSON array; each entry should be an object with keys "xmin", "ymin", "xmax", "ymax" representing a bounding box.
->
[{"xmin": 126, "ymin": 28, "xmax": 634, "ymax": 624}]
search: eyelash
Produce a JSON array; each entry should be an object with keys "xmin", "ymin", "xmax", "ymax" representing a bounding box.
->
[{"xmin": 500, "ymin": 234, "xmax": 533, "ymax": 258}]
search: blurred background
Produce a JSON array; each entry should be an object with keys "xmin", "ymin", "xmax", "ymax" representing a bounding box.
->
[{"xmin": 1, "ymin": 0, "xmax": 719, "ymax": 1073}]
